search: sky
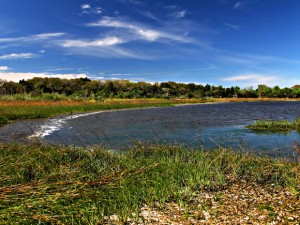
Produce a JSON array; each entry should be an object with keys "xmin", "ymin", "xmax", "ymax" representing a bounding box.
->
[{"xmin": 0, "ymin": 0, "xmax": 300, "ymax": 88}]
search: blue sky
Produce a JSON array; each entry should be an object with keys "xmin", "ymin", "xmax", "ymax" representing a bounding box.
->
[{"xmin": 0, "ymin": 0, "xmax": 300, "ymax": 87}]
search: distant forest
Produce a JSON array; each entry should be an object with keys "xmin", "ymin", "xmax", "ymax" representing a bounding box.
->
[{"xmin": 1, "ymin": 77, "xmax": 300, "ymax": 99}]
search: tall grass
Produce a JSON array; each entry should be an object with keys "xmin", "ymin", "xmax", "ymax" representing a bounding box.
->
[
  {"xmin": 0, "ymin": 143, "xmax": 299, "ymax": 224},
  {"xmin": 0, "ymin": 99, "xmax": 206, "ymax": 126}
]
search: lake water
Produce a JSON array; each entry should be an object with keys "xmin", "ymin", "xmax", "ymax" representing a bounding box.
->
[
  {"xmin": 1, "ymin": 101, "xmax": 300, "ymax": 158},
  {"xmin": 42, "ymin": 101, "xmax": 300, "ymax": 157}
]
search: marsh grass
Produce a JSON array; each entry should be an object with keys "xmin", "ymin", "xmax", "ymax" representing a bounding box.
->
[
  {"xmin": 247, "ymin": 118, "xmax": 300, "ymax": 133},
  {"xmin": 1, "ymin": 97, "xmax": 295, "ymax": 126},
  {"xmin": 0, "ymin": 99, "xmax": 206, "ymax": 126},
  {"xmin": 0, "ymin": 143, "xmax": 299, "ymax": 224},
  {"xmin": 247, "ymin": 120, "xmax": 294, "ymax": 132}
]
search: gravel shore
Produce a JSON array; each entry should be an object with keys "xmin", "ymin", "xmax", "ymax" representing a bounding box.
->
[{"xmin": 104, "ymin": 177, "xmax": 300, "ymax": 224}]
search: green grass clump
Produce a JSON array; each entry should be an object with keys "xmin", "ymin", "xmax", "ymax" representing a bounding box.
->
[
  {"xmin": 247, "ymin": 120, "xmax": 294, "ymax": 132},
  {"xmin": 247, "ymin": 117, "xmax": 300, "ymax": 133},
  {"xmin": 0, "ymin": 143, "xmax": 299, "ymax": 224}
]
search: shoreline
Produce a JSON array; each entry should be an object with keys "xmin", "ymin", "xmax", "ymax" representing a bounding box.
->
[{"xmin": 1, "ymin": 98, "xmax": 300, "ymax": 145}]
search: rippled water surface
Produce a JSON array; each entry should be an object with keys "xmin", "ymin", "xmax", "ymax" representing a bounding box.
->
[
  {"xmin": 44, "ymin": 101, "xmax": 300, "ymax": 155},
  {"xmin": 1, "ymin": 101, "xmax": 300, "ymax": 157}
]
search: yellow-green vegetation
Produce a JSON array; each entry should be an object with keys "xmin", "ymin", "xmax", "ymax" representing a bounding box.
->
[
  {"xmin": 247, "ymin": 118, "xmax": 300, "ymax": 132},
  {"xmin": 0, "ymin": 99, "xmax": 205, "ymax": 126},
  {"xmin": 1, "ymin": 97, "xmax": 297, "ymax": 126},
  {"xmin": 0, "ymin": 143, "xmax": 299, "ymax": 224}
]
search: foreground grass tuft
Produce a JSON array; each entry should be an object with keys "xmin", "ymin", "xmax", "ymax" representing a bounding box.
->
[{"xmin": 0, "ymin": 143, "xmax": 299, "ymax": 224}]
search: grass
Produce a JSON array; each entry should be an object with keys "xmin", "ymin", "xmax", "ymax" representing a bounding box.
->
[
  {"xmin": 0, "ymin": 98, "xmax": 206, "ymax": 126},
  {"xmin": 1, "ymin": 97, "xmax": 299, "ymax": 127},
  {"xmin": 247, "ymin": 118, "xmax": 300, "ymax": 132},
  {"xmin": 0, "ymin": 143, "xmax": 299, "ymax": 224}
]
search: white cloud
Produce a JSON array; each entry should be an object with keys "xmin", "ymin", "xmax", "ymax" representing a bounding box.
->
[
  {"xmin": 62, "ymin": 37, "xmax": 124, "ymax": 47},
  {"xmin": 0, "ymin": 72, "xmax": 87, "ymax": 82},
  {"xmin": 222, "ymin": 74, "xmax": 280, "ymax": 87},
  {"xmin": 136, "ymin": 29, "xmax": 161, "ymax": 41},
  {"xmin": 33, "ymin": 33, "xmax": 65, "ymax": 39},
  {"xmin": 223, "ymin": 74, "xmax": 276, "ymax": 82},
  {"xmin": 81, "ymin": 4, "xmax": 91, "ymax": 9},
  {"xmin": 80, "ymin": 4, "xmax": 102, "ymax": 15},
  {"xmin": 0, "ymin": 66, "xmax": 9, "ymax": 71},
  {"xmin": 0, "ymin": 32, "xmax": 65, "ymax": 43},
  {"xmin": 60, "ymin": 40, "xmax": 148, "ymax": 59},
  {"xmin": 0, "ymin": 53, "xmax": 37, "ymax": 60},
  {"xmin": 88, "ymin": 16, "xmax": 192, "ymax": 43}
]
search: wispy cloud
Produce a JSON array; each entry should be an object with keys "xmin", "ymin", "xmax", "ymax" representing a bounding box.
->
[
  {"xmin": 170, "ymin": 10, "xmax": 187, "ymax": 19},
  {"xmin": 0, "ymin": 32, "xmax": 65, "ymax": 43},
  {"xmin": 33, "ymin": 33, "xmax": 65, "ymax": 39},
  {"xmin": 234, "ymin": 0, "xmax": 258, "ymax": 10},
  {"xmin": 58, "ymin": 34, "xmax": 145, "ymax": 59},
  {"xmin": 138, "ymin": 10, "xmax": 159, "ymax": 21},
  {"xmin": 88, "ymin": 16, "xmax": 192, "ymax": 43},
  {"xmin": 218, "ymin": 52, "xmax": 300, "ymax": 66},
  {"xmin": 0, "ymin": 72, "xmax": 87, "ymax": 82},
  {"xmin": 224, "ymin": 23, "xmax": 240, "ymax": 30},
  {"xmin": 60, "ymin": 42, "xmax": 147, "ymax": 59},
  {"xmin": 61, "ymin": 37, "xmax": 125, "ymax": 47},
  {"xmin": 0, "ymin": 53, "xmax": 37, "ymax": 60},
  {"xmin": 80, "ymin": 4, "xmax": 102, "ymax": 15},
  {"xmin": 0, "ymin": 66, "xmax": 9, "ymax": 71},
  {"xmin": 222, "ymin": 73, "xmax": 281, "ymax": 87},
  {"xmin": 189, "ymin": 66, "xmax": 221, "ymax": 71}
]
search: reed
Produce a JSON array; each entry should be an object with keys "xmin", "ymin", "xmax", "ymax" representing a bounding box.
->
[{"xmin": 0, "ymin": 143, "xmax": 299, "ymax": 224}]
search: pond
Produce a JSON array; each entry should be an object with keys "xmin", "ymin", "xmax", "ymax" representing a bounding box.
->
[{"xmin": 1, "ymin": 101, "xmax": 300, "ymax": 158}]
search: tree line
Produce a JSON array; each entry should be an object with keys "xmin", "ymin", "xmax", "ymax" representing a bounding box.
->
[{"xmin": 0, "ymin": 77, "xmax": 300, "ymax": 99}]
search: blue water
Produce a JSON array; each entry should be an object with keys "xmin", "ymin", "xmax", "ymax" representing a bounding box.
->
[{"xmin": 41, "ymin": 101, "xmax": 300, "ymax": 158}]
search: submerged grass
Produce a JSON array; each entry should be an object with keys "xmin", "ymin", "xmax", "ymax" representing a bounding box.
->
[{"xmin": 0, "ymin": 143, "xmax": 299, "ymax": 224}]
